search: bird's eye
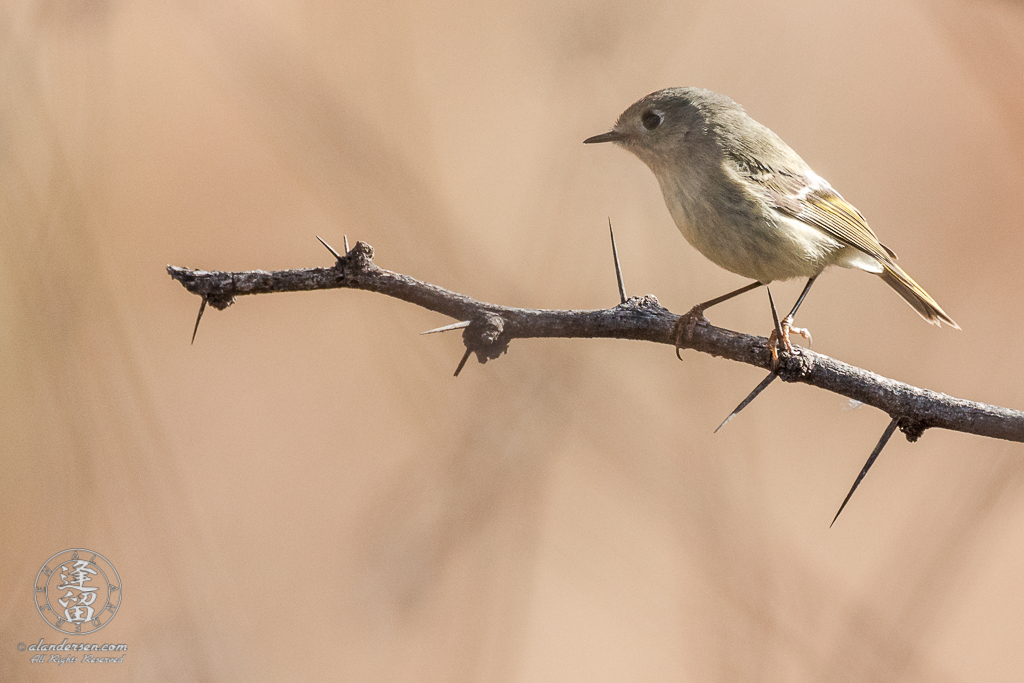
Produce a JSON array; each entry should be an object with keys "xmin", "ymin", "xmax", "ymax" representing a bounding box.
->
[{"xmin": 641, "ymin": 111, "xmax": 663, "ymax": 130}]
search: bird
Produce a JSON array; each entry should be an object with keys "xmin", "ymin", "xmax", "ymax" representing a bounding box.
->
[{"xmin": 584, "ymin": 87, "xmax": 958, "ymax": 361}]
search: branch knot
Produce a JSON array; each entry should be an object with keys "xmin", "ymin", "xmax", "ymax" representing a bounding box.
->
[
  {"xmin": 897, "ymin": 416, "xmax": 927, "ymax": 442},
  {"xmin": 619, "ymin": 294, "xmax": 662, "ymax": 311},
  {"xmin": 344, "ymin": 241, "xmax": 375, "ymax": 271},
  {"xmin": 462, "ymin": 312, "xmax": 508, "ymax": 365},
  {"xmin": 775, "ymin": 347, "xmax": 816, "ymax": 381}
]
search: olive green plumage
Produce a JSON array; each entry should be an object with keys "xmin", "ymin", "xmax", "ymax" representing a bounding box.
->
[{"xmin": 585, "ymin": 87, "xmax": 958, "ymax": 329}]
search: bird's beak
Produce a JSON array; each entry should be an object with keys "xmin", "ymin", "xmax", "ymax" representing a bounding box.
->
[{"xmin": 583, "ymin": 129, "xmax": 626, "ymax": 144}]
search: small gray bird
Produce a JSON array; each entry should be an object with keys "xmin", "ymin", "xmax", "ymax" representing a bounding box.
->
[{"xmin": 585, "ymin": 87, "xmax": 958, "ymax": 358}]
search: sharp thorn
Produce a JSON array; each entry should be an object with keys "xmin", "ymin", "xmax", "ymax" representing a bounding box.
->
[
  {"xmin": 609, "ymin": 218, "xmax": 627, "ymax": 304},
  {"xmin": 343, "ymin": 235, "xmax": 350, "ymax": 254},
  {"xmin": 715, "ymin": 371, "xmax": 778, "ymax": 433},
  {"xmin": 421, "ymin": 320, "xmax": 472, "ymax": 335},
  {"xmin": 191, "ymin": 297, "xmax": 208, "ymax": 345},
  {"xmin": 831, "ymin": 417, "xmax": 901, "ymax": 527},
  {"xmin": 767, "ymin": 287, "xmax": 783, "ymax": 339},
  {"xmin": 316, "ymin": 235, "xmax": 343, "ymax": 261},
  {"xmin": 454, "ymin": 348, "xmax": 473, "ymax": 377}
]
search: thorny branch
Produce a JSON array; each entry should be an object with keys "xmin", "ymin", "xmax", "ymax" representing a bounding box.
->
[{"xmin": 167, "ymin": 239, "xmax": 1024, "ymax": 447}]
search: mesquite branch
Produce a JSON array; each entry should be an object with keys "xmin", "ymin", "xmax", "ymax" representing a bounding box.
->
[{"xmin": 167, "ymin": 239, "xmax": 1024, "ymax": 444}]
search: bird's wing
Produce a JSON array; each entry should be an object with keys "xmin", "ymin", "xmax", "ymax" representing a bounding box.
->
[{"xmin": 734, "ymin": 157, "xmax": 897, "ymax": 263}]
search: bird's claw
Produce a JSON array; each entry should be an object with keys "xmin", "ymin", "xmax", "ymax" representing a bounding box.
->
[
  {"xmin": 671, "ymin": 306, "xmax": 708, "ymax": 360},
  {"xmin": 768, "ymin": 318, "xmax": 812, "ymax": 366}
]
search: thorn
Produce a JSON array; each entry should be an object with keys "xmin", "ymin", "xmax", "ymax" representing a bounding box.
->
[
  {"xmin": 454, "ymin": 348, "xmax": 473, "ymax": 377},
  {"xmin": 608, "ymin": 218, "xmax": 626, "ymax": 304},
  {"xmin": 767, "ymin": 287, "xmax": 783, "ymax": 339},
  {"xmin": 421, "ymin": 320, "xmax": 472, "ymax": 335},
  {"xmin": 191, "ymin": 297, "xmax": 207, "ymax": 345},
  {"xmin": 715, "ymin": 371, "xmax": 778, "ymax": 433},
  {"xmin": 316, "ymin": 235, "xmax": 343, "ymax": 262},
  {"xmin": 344, "ymin": 235, "xmax": 350, "ymax": 254},
  {"xmin": 831, "ymin": 417, "xmax": 900, "ymax": 527}
]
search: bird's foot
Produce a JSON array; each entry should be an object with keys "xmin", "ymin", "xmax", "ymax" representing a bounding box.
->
[
  {"xmin": 671, "ymin": 305, "xmax": 709, "ymax": 360},
  {"xmin": 767, "ymin": 317, "xmax": 812, "ymax": 367}
]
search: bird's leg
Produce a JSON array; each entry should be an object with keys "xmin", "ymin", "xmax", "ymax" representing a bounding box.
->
[
  {"xmin": 767, "ymin": 276, "xmax": 816, "ymax": 365},
  {"xmin": 672, "ymin": 281, "xmax": 763, "ymax": 357}
]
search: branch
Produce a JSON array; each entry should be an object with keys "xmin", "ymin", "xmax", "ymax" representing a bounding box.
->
[{"xmin": 167, "ymin": 240, "xmax": 1024, "ymax": 444}]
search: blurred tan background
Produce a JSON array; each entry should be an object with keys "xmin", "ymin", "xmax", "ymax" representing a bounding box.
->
[{"xmin": 2, "ymin": 0, "xmax": 1024, "ymax": 680}]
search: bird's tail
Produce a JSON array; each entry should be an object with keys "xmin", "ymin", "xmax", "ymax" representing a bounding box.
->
[{"xmin": 879, "ymin": 262, "xmax": 959, "ymax": 329}]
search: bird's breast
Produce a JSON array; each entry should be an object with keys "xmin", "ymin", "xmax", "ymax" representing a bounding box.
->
[{"xmin": 657, "ymin": 171, "xmax": 841, "ymax": 283}]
